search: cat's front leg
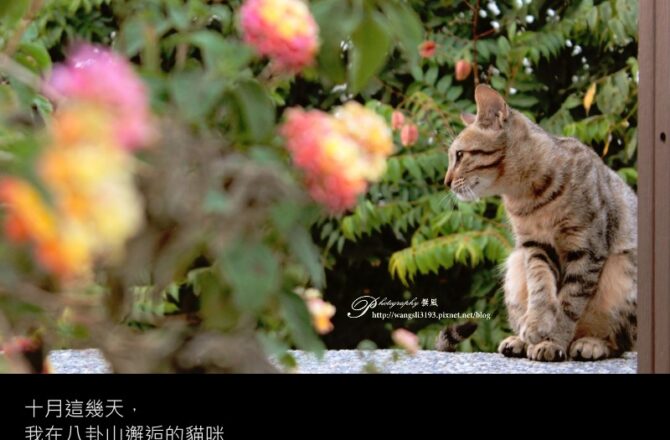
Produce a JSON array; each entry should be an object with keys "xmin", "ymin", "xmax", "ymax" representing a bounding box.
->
[{"xmin": 518, "ymin": 241, "xmax": 561, "ymax": 346}]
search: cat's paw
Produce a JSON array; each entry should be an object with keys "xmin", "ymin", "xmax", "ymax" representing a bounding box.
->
[
  {"xmin": 569, "ymin": 337, "xmax": 611, "ymax": 361},
  {"xmin": 519, "ymin": 310, "xmax": 557, "ymax": 345},
  {"xmin": 527, "ymin": 340, "xmax": 567, "ymax": 362},
  {"xmin": 498, "ymin": 336, "xmax": 527, "ymax": 358}
]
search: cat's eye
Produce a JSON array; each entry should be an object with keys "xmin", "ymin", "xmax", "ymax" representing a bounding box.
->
[{"xmin": 455, "ymin": 150, "xmax": 464, "ymax": 161}]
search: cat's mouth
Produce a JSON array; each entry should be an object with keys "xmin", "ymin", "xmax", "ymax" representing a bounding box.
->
[{"xmin": 452, "ymin": 178, "xmax": 480, "ymax": 201}]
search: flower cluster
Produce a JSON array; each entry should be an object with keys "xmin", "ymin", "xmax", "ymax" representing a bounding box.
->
[
  {"xmin": 281, "ymin": 102, "xmax": 393, "ymax": 213},
  {"xmin": 296, "ymin": 288, "xmax": 336, "ymax": 335},
  {"xmin": 49, "ymin": 44, "xmax": 154, "ymax": 150},
  {"xmin": 0, "ymin": 45, "xmax": 151, "ymax": 281},
  {"xmin": 240, "ymin": 0, "xmax": 319, "ymax": 73}
]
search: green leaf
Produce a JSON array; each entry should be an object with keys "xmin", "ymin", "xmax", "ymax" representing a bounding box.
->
[
  {"xmin": 425, "ymin": 66, "xmax": 438, "ymax": 86},
  {"xmin": 279, "ymin": 291, "xmax": 326, "ymax": 353},
  {"xmin": 288, "ymin": 228, "xmax": 326, "ymax": 288},
  {"xmin": 380, "ymin": 0, "xmax": 423, "ymax": 66},
  {"xmin": 167, "ymin": 2, "xmax": 190, "ymax": 31},
  {"xmin": 170, "ymin": 70, "xmax": 226, "ymax": 122},
  {"xmin": 15, "ymin": 43, "xmax": 52, "ymax": 74},
  {"xmin": 0, "ymin": 0, "xmax": 29, "ymax": 27},
  {"xmin": 436, "ymin": 75, "xmax": 453, "ymax": 94},
  {"xmin": 189, "ymin": 268, "xmax": 239, "ymax": 331},
  {"xmin": 203, "ymin": 191, "xmax": 232, "ymax": 214},
  {"xmin": 220, "ymin": 241, "xmax": 280, "ymax": 312},
  {"xmin": 257, "ymin": 332, "xmax": 291, "ymax": 358},
  {"xmin": 349, "ymin": 12, "xmax": 392, "ymax": 94},
  {"xmin": 229, "ymin": 80, "xmax": 275, "ymax": 143},
  {"xmin": 625, "ymin": 128, "xmax": 638, "ymax": 160},
  {"xmin": 617, "ymin": 167, "xmax": 638, "ymax": 186},
  {"xmin": 312, "ymin": 0, "xmax": 363, "ymax": 84},
  {"xmin": 506, "ymin": 94, "xmax": 539, "ymax": 108},
  {"xmin": 188, "ymin": 32, "xmax": 252, "ymax": 75},
  {"xmin": 445, "ymin": 86, "xmax": 463, "ymax": 101},
  {"xmin": 32, "ymin": 95, "xmax": 53, "ymax": 120},
  {"xmin": 497, "ymin": 37, "xmax": 511, "ymax": 56}
]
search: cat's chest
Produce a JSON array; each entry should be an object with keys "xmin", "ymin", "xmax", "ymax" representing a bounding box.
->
[{"xmin": 509, "ymin": 211, "xmax": 576, "ymax": 247}]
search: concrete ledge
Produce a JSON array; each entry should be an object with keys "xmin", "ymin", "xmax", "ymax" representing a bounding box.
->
[
  {"xmin": 279, "ymin": 350, "xmax": 637, "ymax": 374},
  {"xmin": 44, "ymin": 349, "xmax": 637, "ymax": 374}
]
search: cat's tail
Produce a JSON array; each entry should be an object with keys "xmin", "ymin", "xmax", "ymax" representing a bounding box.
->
[{"xmin": 435, "ymin": 321, "xmax": 478, "ymax": 352}]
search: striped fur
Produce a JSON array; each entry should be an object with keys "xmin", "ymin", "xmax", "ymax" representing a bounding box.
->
[
  {"xmin": 435, "ymin": 321, "xmax": 478, "ymax": 352},
  {"xmin": 444, "ymin": 85, "xmax": 637, "ymax": 362}
]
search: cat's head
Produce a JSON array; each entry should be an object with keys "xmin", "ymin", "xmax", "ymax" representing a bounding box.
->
[{"xmin": 444, "ymin": 84, "xmax": 511, "ymax": 201}]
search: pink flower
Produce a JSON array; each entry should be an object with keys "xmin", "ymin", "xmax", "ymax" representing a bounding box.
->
[
  {"xmin": 48, "ymin": 44, "xmax": 154, "ymax": 150},
  {"xmin": 455, "ymin": 59, "xmax": 473, "ymax": 81},
  {"xmin": 391, "ymin": 111, "xmax": 405, "ymax": 131},
  {"xmin": 400, "ymin": 123, "xmax": 419, "ymax": 147},
  {"xmin": 419, "ymin": 41, "xmax": 437, "ymax": 58},
  {"xmin": 240, "ymin": 0, "xmax": 319, "ymax": 73},
  {"xmin": 281, "ymin": 103, "xmax": 393, "ymax": 213},
  {"xmin": 281, "ymin": 108, "xmax": 366, "ymax": 212},
  {"xmin": 392, "ymin": 329, "xmax": 419, "ymax": 354}
]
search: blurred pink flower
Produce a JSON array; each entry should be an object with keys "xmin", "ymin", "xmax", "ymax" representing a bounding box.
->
[
  {"xmin": 419, "ymin": 41, "xmax": 437, "ymax": 58},
  {"xmin": 280, "ymin": 108, "xmax": 365, "ymax": 212},
  {"xmin": 240, "ymin": 0, "xmax": 319, "ymax": 73},
  {"xmin": 48, "ymin": 44, "xmax": 154, "ymax": 150},
  {"xmin": 281, "ymin": 103, "xmax": 393, "ymax": 213},
  {"xmin": 392, "ymin": 328, "xmax": 419, "ymax": 354},
  {"xmin": 400, "ymin": 123, "xmax": 419, "ymax": 147},
  {"xmin": 391, "ymin": 111, "xmax": 405, "ymax": 131}
]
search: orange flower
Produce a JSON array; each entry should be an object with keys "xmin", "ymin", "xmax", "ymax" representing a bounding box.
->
[
  {"xmin": 0, "ymin": 178, "xmax": 91, "ymax": 279},
  {"xmin": 0, "ymin": 179, "xmax": 57, "ymax": 244},
  {"xmin": 35, "ymin": 229, "xmax": 91, "ymax": 280}
]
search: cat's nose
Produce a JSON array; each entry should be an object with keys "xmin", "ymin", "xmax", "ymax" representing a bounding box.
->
[{"xmin": 444, "ymin": 173, "xmax": 453, "ymax": 188}]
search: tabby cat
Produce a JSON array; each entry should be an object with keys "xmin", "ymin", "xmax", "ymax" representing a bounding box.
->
[{"xmin": 443, "ymin": 85, "xmax": 637, "ymax": 362}]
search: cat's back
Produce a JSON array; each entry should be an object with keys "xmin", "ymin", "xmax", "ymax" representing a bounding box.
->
[
  {"xmin": 506, "ymin": 130, "xmax": 636, "ymax": 254},
  {"xmin": 556, "ymin": 135, "xmax": 636, "ymax": 251}
]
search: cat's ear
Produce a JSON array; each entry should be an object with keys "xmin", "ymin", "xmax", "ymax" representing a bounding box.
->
[
  {"xmin": 460, "ymin": 112, "xmax": 476, "ymax": 125},
  {"xmin": 475, "ymin": 84, "xmax": 509, "ymax": 130}
]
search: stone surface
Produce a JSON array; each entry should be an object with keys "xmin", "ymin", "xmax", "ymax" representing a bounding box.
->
[
  {"xmin": 47, "ymin": 349, "xmax": 113, "ymax": 374},
  {"xmin": 276, "ymin": 350, "xmax": 637, "ymax": 374},
  {"xmin": 45, "ymin": 349, "xmax": 637, "ymax": 374}
]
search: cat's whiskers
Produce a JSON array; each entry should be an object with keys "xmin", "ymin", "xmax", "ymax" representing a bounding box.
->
[{"xmin": 440, "ymin": 191, "xmax": 457, "ymax": 209}]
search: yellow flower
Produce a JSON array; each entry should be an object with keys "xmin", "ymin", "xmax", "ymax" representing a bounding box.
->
[
  {"xmin": 50, "ymin": 105, "xmax": 114, "ymax": 148},
  {"xmin": 36, "ymin": 222, "xmax": 92, "ymax": 280},
  {"xmin": 39, "ymin": 141, "xmax": 144, "ymax": 263},
  {"xmin": 307, "ymin": 297, "xmax": 336, "ymax": 335},
  {"xmin": 296, "ymin": 287, "xmax": 336, "ymax": 335},
  {"xmin": 334, "ymin": 102, "xmax": 394, "ymax": 156}
]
